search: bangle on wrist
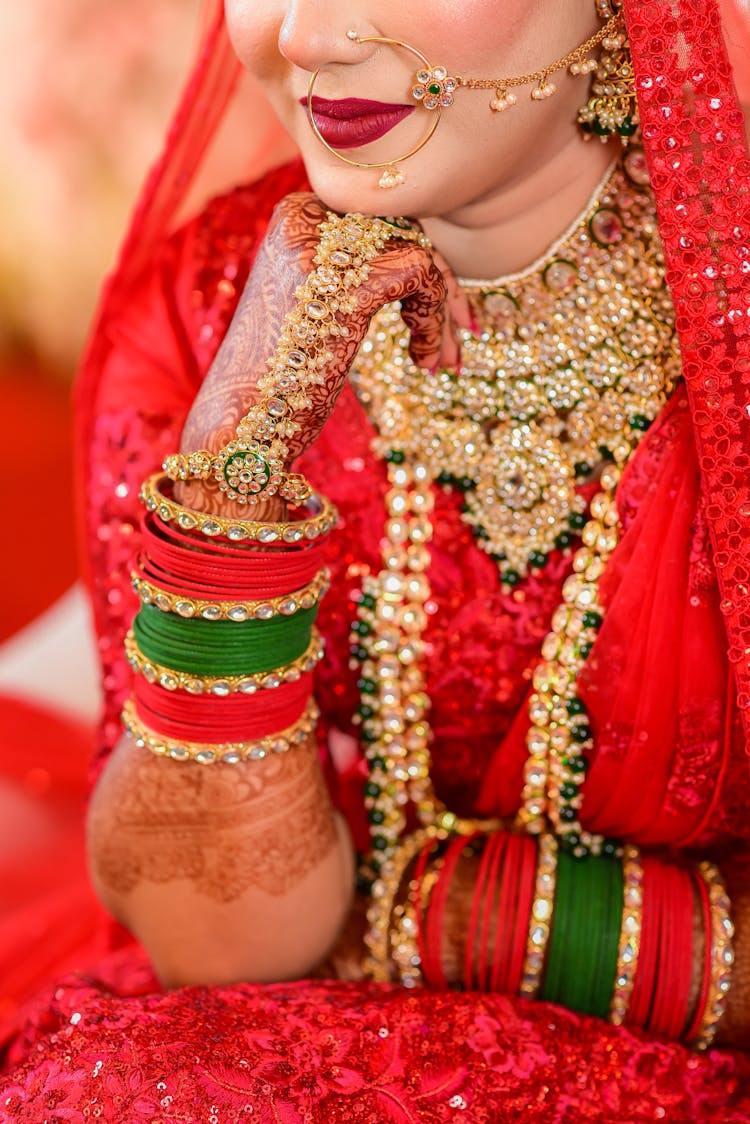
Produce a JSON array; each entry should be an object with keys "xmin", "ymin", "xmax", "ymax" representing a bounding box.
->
[
  {"xmin": 131, "ymin": 567, "xmax": 330, "ymax": 622},
  {"xmin": 608, "ymin": 843, "xmax": 644, "ymax": 1026},
  {"xmin": 122, "ymin": 695, "xmax": 319, "ymax": 765},
  {"xmin": 519, "ymin": 833, "xmax": 558, "ymax": 999},
  {"xmin": 125, "ymin": 629, "xmax": 324, "ymax": 697},
  {"xmin": 687, "ymin": 861, "xmax": 734, "ymax": 1050},
  {"xmin": 140, "ymin": 473, "xmax": 337, "ymax": 545}
]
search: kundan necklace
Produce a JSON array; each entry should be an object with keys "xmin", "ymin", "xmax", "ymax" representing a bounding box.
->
[{"xmin": 349, "ymin": 145, "xmax": 682, "ymax": 933}]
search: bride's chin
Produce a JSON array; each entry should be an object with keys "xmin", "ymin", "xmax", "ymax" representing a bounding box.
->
[{"xmin": 302, "ymin": 163, "xmax": 428, "ymax": 219}]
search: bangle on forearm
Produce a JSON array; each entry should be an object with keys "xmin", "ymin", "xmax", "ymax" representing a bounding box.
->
[
  {"xmin": 140, "ymin": 473, "xmax": 337, "ymax": 545},
  {"xmin": 686, "ymin": 861, "xmax": 734, "ymax": 1050},
  {"xmin": 363, "ymin": 827, "xmax": 440, "ymax": 983},
  {"xmin": 131, "ymin": 567, "xmax": 330, "ymax": 622},
  {"xmin": 482, "ymin": 832, "xmax": 511, "ymax": 991},
  {"xmin": 125, "ymin": 629, "xmax": 324, "ymax": 696},
  {"xmin": 643, "ymin": 860, "xmax": 694, "ymax": 1039},
  {"xmin": 140, "ymin": 511, "xmax": 329, "ymax": 593},
  {"xmin": 132, "ymin": 601, "xmax": 317, "ymax": 677},
  {"xmin": 389, "ymin": 836, "xmax": 438, "ymax": 989},
  {"xmin": 368, "ymin": 826, "xmax": 734, "ymax": 1051},
  {"xmin": 465, "ymin": 831, "xmax": 503, "ymax": 989},
  {"xmin": 422, "ymin": 832, "xmax": 481, "ymax": 988},
  {"xmin": 542, "ymin": 848, "xmax": 622, "ymax": 1019},
  {"xmin": 123, "ymin": 695, "xmax": 320, "ymax": 765},
  {"xmin": 132, "ymin": 674, "xmax": 312, "ymax": 742},
  {"xmin": 608, "ymin": 843, "xmax": 644, "ymax": 1026},
  {"xmin": 122, "ymin": 465, "xmax": 334, "ymax": 765},
  {"xmin": 519, "ymin": 833, "xmax": 558, "ymax": 999},
  {"xmin": 503, "ymin": 833, "xmax": 537, "ymax": 995}
]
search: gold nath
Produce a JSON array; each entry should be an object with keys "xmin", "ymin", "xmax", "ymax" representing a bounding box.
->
[
  {"xmin": 410, "ymin": 14, "xmax": 620, "ymax": 114},
  {"xmin": 308, "ymin": 17, "xmax": 620, "ymax": 189}
]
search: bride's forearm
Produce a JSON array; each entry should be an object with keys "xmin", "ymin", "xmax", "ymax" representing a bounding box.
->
[
  {"xmin": 87, "ymin": 732, "xmax": 354, "ymax": 987},
  {"xmin": 438, "ymin": 845, "xmax": 750, "ymax": 1049}
]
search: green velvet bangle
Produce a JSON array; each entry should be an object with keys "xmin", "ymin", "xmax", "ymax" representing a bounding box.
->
[
  {"xmin": 542, "ymin": 850, "xmax": 622, "ymax": 1019},
  {"xmin": 133, "ymin": 602, "xmax": 317, "ymax": 676}
]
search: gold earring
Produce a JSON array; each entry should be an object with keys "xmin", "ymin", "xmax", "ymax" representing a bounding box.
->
[
  {"xmin": 307, "ymin": 35, "xmax": 443, "ymax": 190},
  {"xmin": 577, "ymin": 0, "xmax": 638, "ymax": 140}
]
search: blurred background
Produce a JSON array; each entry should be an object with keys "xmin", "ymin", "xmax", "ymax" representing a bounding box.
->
[{"xmin": 0, "ymin": 0, "xmax": 203, "ymax": 641}]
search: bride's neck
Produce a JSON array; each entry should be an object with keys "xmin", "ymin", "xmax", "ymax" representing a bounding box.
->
[{"xmin": 420, "ymin": 132, "xmax": 619, "ymax": 281}]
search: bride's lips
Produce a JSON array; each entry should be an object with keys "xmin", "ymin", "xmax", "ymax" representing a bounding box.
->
[{"xmin": 303, "ymin": 96, "xmax": 415, "ymax": 149}]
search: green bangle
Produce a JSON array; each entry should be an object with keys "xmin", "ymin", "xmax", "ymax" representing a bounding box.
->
[
  {"xmin": 133, "ymin": 602, "xmax": 317, "ymax": 677},
  {"xmin": 542, "ymin": 850, "xmax": 622, "ymax": 1019}
]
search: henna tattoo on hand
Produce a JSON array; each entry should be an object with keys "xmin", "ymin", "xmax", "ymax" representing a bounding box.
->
[
  {"xmin": 88, "ymin": 733, "xmax": 338, "ymax": 904},
  {"xmin": 175, "ymin": 193, "xmax": 450, "ymax": 519}
]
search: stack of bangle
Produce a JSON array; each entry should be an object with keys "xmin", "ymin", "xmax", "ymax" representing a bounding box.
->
[
  {"xmin": 370, "ymin": 829, "xmax": 734, "ymax": 1049},
  {"xmin": 122, "ymin": 477, "xmax": 336, "ymax": 764}
]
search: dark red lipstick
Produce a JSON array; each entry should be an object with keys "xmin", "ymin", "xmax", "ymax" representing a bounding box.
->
[{"xmin": 304, "ymin": 96, "xmax": 415, "ymax": 148}]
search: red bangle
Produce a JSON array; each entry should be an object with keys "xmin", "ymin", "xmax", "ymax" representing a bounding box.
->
[
  {"xmin": 506, "ymin": 834, "xmax": 537, "ymax": 996},
  {"xmin": 465, "ymin": 835, "xmax": 498, "ymax": 990},
  {"xmin": 133, "ymin": 674, "xmax": 311, "ymax": 742},
  {"xmin": 645, "ymin": 861, "xmax": 694, "ymax": 1039},
  {"xmin": 644, "ymin": 860, "xmax": 672, "ymax": 1035},
  {"xmin": 664, "ymin": 865, "xmax": 694, "ymax": 1040},
  {"xmin": 423, "ymin": 833, "xmax": 479, "ymax": 989},
  {"xmin": 478, "ymin": 833, "xmax": 507, "ymax": 991},
  {"xmin": 682, "ymin": 869, "xmax": 712, "ymax": 1043},
  {"xmin": 489, "ymin": 833, "xmax": 516, "ymax": 993},
  {"xmin": 141, "ymin": 514, "xmax": 327, "ymax": 597},
  {"xmin": 412, "ymin": 837, "xmax": 438, "ymax": 974}
]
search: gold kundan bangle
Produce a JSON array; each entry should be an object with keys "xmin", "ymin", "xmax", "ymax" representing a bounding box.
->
[
  {"xmin": 390, "ymin": 896, "xmax": 423, "ymax": 989},
  {"xmin": 131, "ymin": 568, "xmax": 330, "ymax": 622},
  {"xmin": 140, "ymin": 473, "xmax": 337, "ymax": 545},
  {"xmin": 390, "ymin": 841, "xmax": 445, "ymax": 989},
  {"xmin": 690, "ymin": 862, "xmax": 735, "ymax": 1050},
  {"xmin": 122, "ymin": 695, "xmax": 320, "ymax": 765},
  {"xmin": 519, "ymin": 833, "xmax": 558, "ymax": 999},
  {"xmin": 609, "ymin": 843, "xmax": 644, "ymax": 1026},
  {"xmin": 124, "ymin": 629, "xmax": 324, "ymax": 696},
  {"xmin": 363, "ymin": 827, "xmax": 439, "ymax": 983}
]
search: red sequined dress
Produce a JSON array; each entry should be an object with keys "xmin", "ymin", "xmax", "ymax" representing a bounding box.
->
[{"xmin": 3, "ymin": 0, "xmax": 750, "ymax": 1119}]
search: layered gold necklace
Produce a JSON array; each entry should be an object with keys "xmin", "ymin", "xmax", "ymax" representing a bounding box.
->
[
  {"xmin": 349, "ymin": 147, "xmax": 681, "ymax": 927},
  {"xmin": 353, "ymin": 148, "xmax": 677, "ymax": 580}
]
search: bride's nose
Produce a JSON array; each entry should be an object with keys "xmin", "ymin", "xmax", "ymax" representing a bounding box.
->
[{"xmin": 278, "ymin": 3, "xmax": 367, "ymax": 72}]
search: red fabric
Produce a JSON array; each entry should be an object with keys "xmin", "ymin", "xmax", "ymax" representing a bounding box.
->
[
  {"xmin": 0, "ymin": 697, "xmax": 109, "ymax": 1045},
  {"xmin": 4, "ymin": 960, "xmax": 750, "ymax": 1123},
  {"xmin": 3, "ymin": 0, "xmax": 750, "ymax": 1118}
]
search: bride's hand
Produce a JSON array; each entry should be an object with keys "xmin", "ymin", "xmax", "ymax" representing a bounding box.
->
[{"xmin": 177, "ymin": 192, "xmax": 470, "ymax": 516}]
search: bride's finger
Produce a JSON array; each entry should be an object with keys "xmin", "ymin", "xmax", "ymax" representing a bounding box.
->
[
  {"xmin": 428, "ymin": 243, "xmax": 474, "ymax": 332},
  {"xmin": 362, "ymin": 243, "xmax": 448, "ymax": 370}
]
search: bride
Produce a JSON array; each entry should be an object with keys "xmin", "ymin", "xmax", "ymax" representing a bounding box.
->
[{"xmin": 3, "ymin": 1, "xmax": 750, "ymax": 1119}]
